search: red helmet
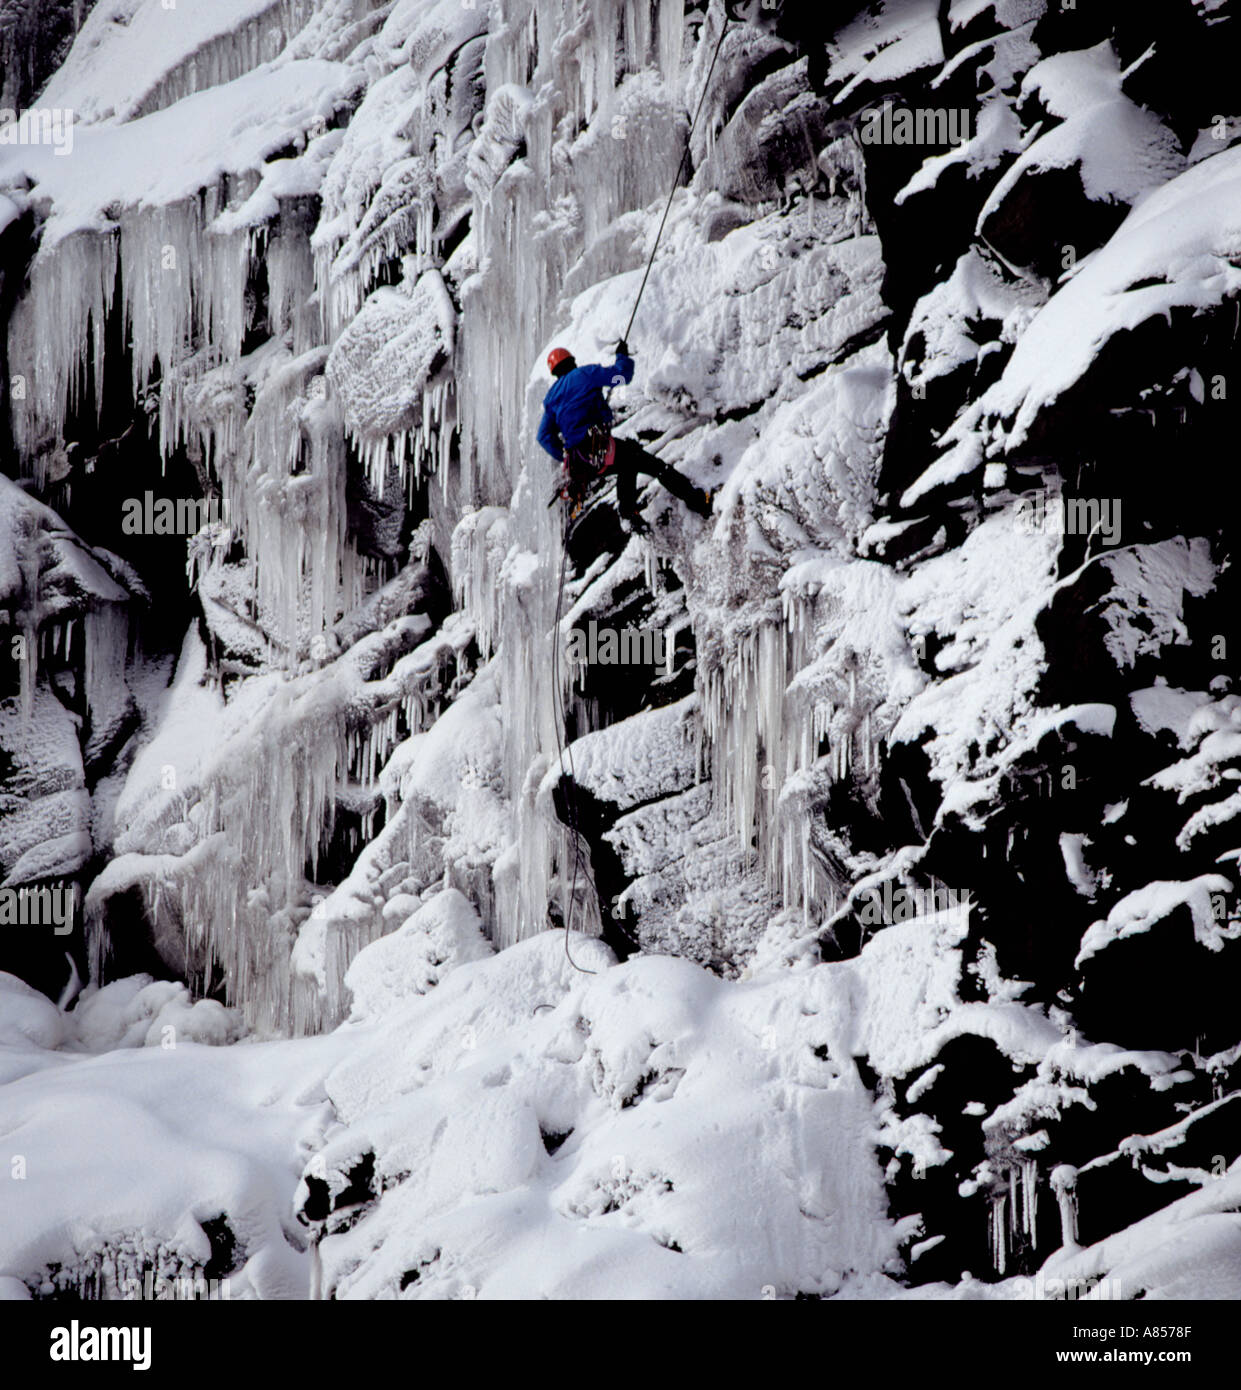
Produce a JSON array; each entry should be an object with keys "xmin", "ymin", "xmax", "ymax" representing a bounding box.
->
[{"xmin": 547, "ymin": 346, "xmax": 574, "ymax": 374}]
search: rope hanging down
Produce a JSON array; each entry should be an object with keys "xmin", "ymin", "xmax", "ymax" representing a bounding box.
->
[
  {"xmin": 623, "ymin": 13, "xmax": 732, "ymax": 341},
  {"xmin": 551, "ymin": 15, "xmax": 732, "ymax": 970},
  {"xmin": 550, "ymin": 510, "xmax": 597, "ymax": 973}
]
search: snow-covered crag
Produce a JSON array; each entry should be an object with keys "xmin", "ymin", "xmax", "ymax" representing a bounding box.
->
[{"xmin": 1, "ymin": 0, "xmax": 1240, "ymax": 1300}]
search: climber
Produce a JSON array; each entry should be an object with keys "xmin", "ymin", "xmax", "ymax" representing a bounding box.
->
[{"xmin": 538, "ymin": 341, "xmax": 712, "ymax": 533}]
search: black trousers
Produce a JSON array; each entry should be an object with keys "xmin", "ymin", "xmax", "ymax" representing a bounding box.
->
[{"xmin": 610, "ymin": 436, "xmax": 702, "ymax": 518}]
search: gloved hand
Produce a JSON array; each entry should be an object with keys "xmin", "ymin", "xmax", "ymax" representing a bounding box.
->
[
  {"xmin": 548, "ymin": 460, "xmax": 568, "ymax": 508},
  {"xmin": 615, "ymin": 338, "xmax": 632, "ymax": 356}
]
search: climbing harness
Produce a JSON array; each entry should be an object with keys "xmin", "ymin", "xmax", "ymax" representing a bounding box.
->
[
  {"xmin": 622, "ymin": 13, "xmax": 732, "ymax": 341},
  {"xmin": 558, "ymin": 425, "xmax": 617, "ymax": 511},
  {"xmin": 577, "ymin": 425, "xmax": 617, "ymax": 477}
]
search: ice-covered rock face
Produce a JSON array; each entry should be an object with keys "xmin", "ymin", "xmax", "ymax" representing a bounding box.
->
[{"xmin": 1, "ymin": 0, "xmax": 1240, "ymax": 1301}]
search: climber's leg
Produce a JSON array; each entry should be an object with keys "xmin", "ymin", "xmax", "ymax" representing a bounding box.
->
[
  {"xmin": 612, "ymin": 437, "xmax": 712, "ymax": 517},
  {"xmin": 611, "ymin": 438, "xmax": 641, "ymax": 522}
]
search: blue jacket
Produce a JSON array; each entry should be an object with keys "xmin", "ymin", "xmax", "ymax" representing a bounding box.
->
[{"xmin": 537, "ymin": 353, "xmax": 635, "ymax": 458}]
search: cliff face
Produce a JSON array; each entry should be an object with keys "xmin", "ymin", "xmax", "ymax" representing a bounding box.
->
[{"xmin": 1, "ymin": 0, "xmax": 1240, "ymax": 1301}]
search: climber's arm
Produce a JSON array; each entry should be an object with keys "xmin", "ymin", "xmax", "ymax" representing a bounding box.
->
[
  {"xmin": 575, "ymin": 354, "xmax": 634, "ymax": 390},
  {"xmin": 537, "ymin": 405, "xmax": 564, "ymax": 459}
]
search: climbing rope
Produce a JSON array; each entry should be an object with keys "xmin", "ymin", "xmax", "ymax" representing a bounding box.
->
[
  {"xmin": 622, "ymin": 11, "xmax": 732, "ymax": 342},
  {"xmin": 548, "ymin": 13, "xmax": 733, "ymax": 969},
  {"xmin": 550, "ymin": 508, "xmax": 598, "ymax": 974}
]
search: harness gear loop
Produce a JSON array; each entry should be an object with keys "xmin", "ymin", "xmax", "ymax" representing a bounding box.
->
[{"xmin": 559, "ymin": 425, "xmax": 616, "ymax": 510}]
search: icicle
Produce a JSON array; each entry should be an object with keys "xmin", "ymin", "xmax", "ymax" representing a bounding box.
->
[
  {"xmin": 1022, "ymin": 1158, "xmax": 1039, "ymax": 1245},
  {"xmin": 206, "ymin": 344, "xmax": 356, "ymax": 661},
  {"xmin": 7, "ymin": 229, "xmax": 119, "ymax": 467},
  {"xmin": 18, "ymin": 618, "xmax": 36, "ymax": 726},
  {"xmin": 450, "ymin": 508, "xmax": 510, "ymax": 662},
  {"xmin": 991, "ymin": 1193, "xmax": 1008, "ymax": 1275},
  {"xmin": 84, "ymin": 605, "xmax": 130, "ymax": 741},
  {"xmin": 1051, "ymin": 1165, "xmax": 1080, "ymax": 1250},
  {"xmin": 266, "ymin": 208, "xmax": 319, "ymax": 356}
]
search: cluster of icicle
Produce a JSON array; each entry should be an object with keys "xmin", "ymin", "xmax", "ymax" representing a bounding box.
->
[
  {"xmin": 987, "ymin": 1158, "xmax": 1040, "ymax": 1276},
  {"xmin": 450, "ymin": 507, "xmax": 510, "ymax": 664},
  {"xmin": 10, "ymin": 175, "xmax": 379, "ymax": 666},
  {"xmin": 131, "ymin": 0, "xmax": 320, "ymax": 121},
  {"xmin": 2, "ymin": 490, "xmax": 131, "ymax": 732},
  {"xmin": 88, "ymin": 609, "xmax": 458, "ymax": 1035},
  {"xmin": 11, "ymin": 191, "xmax": 254, "ymax": 473},
  {"xmin": 698, "ymin": 582, "xmax": 886, "ymax": 925},
  {"xmin": 32, "ymin": 1237, "xmax": 222, "ymax": 1302},
  {"xmin": 7, "ymin": 143, "xmax": 457, "ymax": 666}
]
